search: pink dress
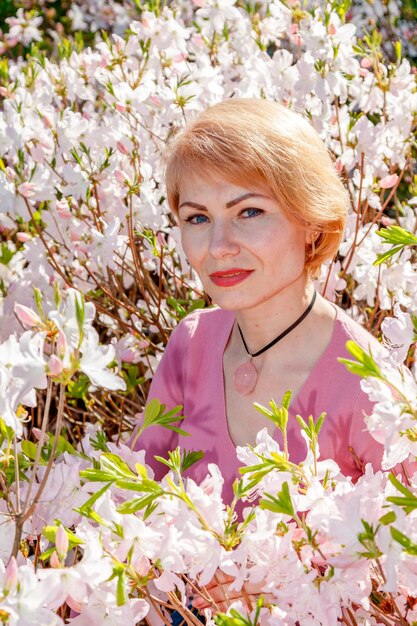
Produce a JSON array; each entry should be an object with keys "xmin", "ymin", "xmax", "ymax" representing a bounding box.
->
[{"xmin": 133, "ymin": 305, "xmax": 383, "ymax": 502}]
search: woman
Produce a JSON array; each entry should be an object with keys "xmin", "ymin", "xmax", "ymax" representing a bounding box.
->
[{"xmin": 132, "ymin": 98, "xmax": 383, "ymax": 610}]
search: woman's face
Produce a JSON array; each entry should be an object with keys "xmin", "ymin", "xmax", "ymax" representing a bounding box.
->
[{"xmin": 177, "ymin": 171, "xmax": 309, "ymax": 313}]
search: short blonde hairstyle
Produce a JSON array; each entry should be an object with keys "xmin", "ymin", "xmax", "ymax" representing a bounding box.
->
[{"xmin": 165, "ymin": 98, "xmax": 349, "ymax": 277}]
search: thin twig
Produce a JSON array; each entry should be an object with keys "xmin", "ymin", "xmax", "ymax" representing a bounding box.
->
[
  {"xmin": 22, "ymin": 378, "xmax": 53, "ymax": 513},
  {"xmin": 22, "ymin": 383, "xmax": 66, "ymax": 522}
]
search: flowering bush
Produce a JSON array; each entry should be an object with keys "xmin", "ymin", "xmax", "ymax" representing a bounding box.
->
[{"xmin": 0, "ymin": 0, "xmax": 417, "ymax": 624}]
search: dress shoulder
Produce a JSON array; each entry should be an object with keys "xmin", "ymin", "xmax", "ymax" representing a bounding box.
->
[
  {"xmin": 176, "ymin": 306, "xmax": 235, "ymax": 340},
  {"xmin": 332, "ymin": 304, "xmax": 385, "ymax": 358}
]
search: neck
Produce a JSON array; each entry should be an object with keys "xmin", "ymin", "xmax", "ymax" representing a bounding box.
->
[{"xmin": 234, "ymin": 276, "xmax": 314, "ymax": 354}]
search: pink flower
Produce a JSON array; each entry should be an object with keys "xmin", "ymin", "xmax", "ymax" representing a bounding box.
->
[
  {"xmin": 56, "ymin": 525, "xmax": 69, "ymax": 560},
  {"xmin": 50, "ymin": 551, "xmax": 62, "ymax": 569},
  {"xmin": 48, "ymin": 355, "xmax": 63, "ymax": 376},
  {"xmin": 16, "ymin": 232, "xmax": 32, "ymax": 242},
  {"xmin": 14, "ymin": 303, "xmax": 42, "ymax": 328},
  {"xmin": 17, "ymin": 182, "xmax": 36, "ymax": 198},
  {"xmin": 42, "ymin": 115, "xmax": 53, "ymax": 128},
  {"xmin": 116, "ymin": 141, "xmax": 129, "ymax": 155},
  {"xmin": 379, "ymin": 174, "xmax": 399, "ymax": 189},
  {"xmin": 134, "ymin": 555, "xmax": 151, "ymax": 577},
  {"xmin": 114, "ymin": 169, "xmax": 128, "ymax": 184},
  {"xmin": 56, "ymin": 331, "xmax": 67, "ymax": 359},
  {"xmin": 3, "ymin": 557, "xmax": 18, "ymax": 594},
  {"xmin": 56, "ymin": 200, "xmax": 72, "ymax": 219}
]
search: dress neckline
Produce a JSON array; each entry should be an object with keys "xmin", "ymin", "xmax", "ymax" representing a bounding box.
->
[{"xmin": 218, "ymin": 302, "xmax": 341, "ymax": 450}]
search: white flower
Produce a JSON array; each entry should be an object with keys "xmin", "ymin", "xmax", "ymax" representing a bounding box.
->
[
  {"xmin": 79, "ymin": 328, "xmax": 126, "ymax": 391},
  {"xmin": 381, "ymin": 303, "xmax": 415, "ymax": 364},
  {"xmin": 5, "ymin": 9, "xmax": 43, "ymax": 47}
]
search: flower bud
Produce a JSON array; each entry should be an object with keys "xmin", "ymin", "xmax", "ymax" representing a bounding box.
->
[
  {"xmin": 3, "ymin": 557, "xmax": 18, "ymax": 595},
  {"xmin": 134, "ymin": 555, "xmax": 151, "ymax": 577},
  {"xmin": 116, "ymin": 141, "xmax": 129, "ymax": 155},
  {"xmin": 16, "ymin": 232, "xmax": 32, "ymax": 243},
  {"xmin": 56, "ymin": 330, "xmax": 67, "ymax": 358},
  {"xmin": 14, "ymin": 303, "xmax": 42, "ymax": 328},
  {"xmin": 55, "ymin": 525, "xmax": 69, "ymax": 561},
  {"xmin": 42, "ymin": 115, "xmax": 53, "ymax": 128},
  {"xmin": 48, "ymin": 355, "xmax": 63, "ymax": 376},
  {"xmin": 50, "ymin": 550, "xmax": 62, "ymax": 569}
]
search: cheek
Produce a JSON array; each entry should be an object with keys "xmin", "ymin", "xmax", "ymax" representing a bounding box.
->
[
  {"xmin": 180, "ymin": 231, "xmax": 203, "ymax": 267},
  {"xmin": 261, "ymin": 228, "xmax": 306, "ymax": 269}
]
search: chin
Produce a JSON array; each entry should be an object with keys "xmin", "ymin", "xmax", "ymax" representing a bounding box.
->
[{"xmin": 209, "ymin": 296, "xmax": 257, "ymax": 311}]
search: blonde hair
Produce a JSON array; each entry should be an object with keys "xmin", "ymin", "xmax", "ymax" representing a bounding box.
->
[{"xmin": 165, "ymin": 98, "xmax": 349, "ymax": 277}]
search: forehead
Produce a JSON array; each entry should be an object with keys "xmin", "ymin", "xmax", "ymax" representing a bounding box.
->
[{"xmin": 177, "ymin": 169, "xmax": 273, "ymax": 204}]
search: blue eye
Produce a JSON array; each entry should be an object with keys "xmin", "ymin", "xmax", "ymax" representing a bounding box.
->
[
  {"xmin": 242, "ymin": 208, "xmax": 263, "ymax": 218},
  {"xmin": 185, "ymin": 214, "xmax": 209, "ymax": 225}
]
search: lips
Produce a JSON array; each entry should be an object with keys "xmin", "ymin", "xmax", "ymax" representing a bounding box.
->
[{"xmin": 208, "ymin": 269, "xmax": 254, "ymax": 287}]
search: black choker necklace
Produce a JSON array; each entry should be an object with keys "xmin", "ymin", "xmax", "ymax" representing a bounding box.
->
[{"xmin": 233, "ymin": 290, "xmax": 317, "ymax": 395}]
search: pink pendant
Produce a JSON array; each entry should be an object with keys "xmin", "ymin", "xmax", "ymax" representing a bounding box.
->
[{"xmin": 233, "ymin": 361, "xmax": 258, "ymax": 395}]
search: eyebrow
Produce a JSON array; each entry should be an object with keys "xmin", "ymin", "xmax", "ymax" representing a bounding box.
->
[{"xmin": 178, "ymin": 192, "xmax": 269, "ymax": 211}]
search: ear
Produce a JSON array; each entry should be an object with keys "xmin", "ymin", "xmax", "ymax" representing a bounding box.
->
[{"xmin": 305, "ymin": 228, "xmax": 315, "ymax": 245}]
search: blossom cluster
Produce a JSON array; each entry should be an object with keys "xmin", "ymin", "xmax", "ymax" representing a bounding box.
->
[
  {"xmin": 0, "ymin": 0, "xmax": 416, "ymax": 624},
  {"xmin": 2, "ymin": 341, "xmax": 417, "ymax": 625}
]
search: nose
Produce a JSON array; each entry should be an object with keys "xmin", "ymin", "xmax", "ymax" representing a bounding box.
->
[{"xmin": 208, "ymin": 219, "xmax": 240, "ymax": 259}]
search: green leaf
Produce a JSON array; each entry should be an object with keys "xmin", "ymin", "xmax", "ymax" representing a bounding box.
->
[
  {"xmin": 89, "ymin": 431, "xmax": 110, "ymax": 452},
  {"xmin": 377, "ymin": 225, "xmax": 417, "ymax": 246},
  {"xmin": 115, "ymin": 478, "xmax": 161, "ymax": 493},
  {"xmin": 338, "ymin": 340, "xmax": 382, "ymax": 380},
  {"xmin": 33, "ymin": 287, "xmax": 43, "ymax": 317},
  {"xmin": 390, "ymin": 526, "xmax": 417, "ymax": 555},
  {"xmin": 0, "ymin": 418, "xmax": 14, "ymax": 446},
  {"xmin": 315, "ymin": 412, "xmax": 326, "ymax": 435},
  {"xmin": 154, "ymin": 447, "xmax": 185, "ymax": 474},
  {"xmin": 252, "ymin": 403, "xmax": 274, "ymax": 419},
  {"xmin": 373, "ymin": 226, "xmax": 417, "ymax": 266},
  {"xmin": 379, "ymin": 511, "xmax": 396, "ymax": 525},
  {"xmin": 47, "ymin": 433, "xmax": 78, "ymax": 457},
  {"xmin": 21, "ymin": 440, "xmax": 39, "ymax": 461},
  {"xmin": 282, "ymin": 390, "xmax": 292, "ymax": 411},
  {"xmin": 374, "ymin": 245, "xmax": 404, "ymax": 266},
  {"xmin": 74, "ymin": 292, "xmax": 85, "ymax": 344},
  {"xmin": 139, "ymin": 399, "xmax": 188, "ymax": 437},
  {"xmin": 181, "ymin": 450, "xmax": 204, "ymax": 472},
  {"xmin": 76, "ymin": 481, "xmax": 114, "ymax": 517},
  {"xmin": 142, "ymin": 398, "xmax": 162, "ymax": 426},
  {"xmin": 100, "ymin": 453, "xmax": 135, "ymax": 479},
  {"xmin": 67, "ymin": 374, "xmax": 90, "ymax": 402},
  {"xmin": 42, "ymin": 524, "xmax": 84, "ymax": 547},
  {"xmin": 388, "ymin": 473, "xmax": 416, "ymax": 497},
  {"xmin": 253, "ymin": 391, "xmax": 292, "ymax": 435},
  {"xmin": 117, "ymin": 493, "xmax": 161, "ymax": 514},
  {"xmin": 357, "ymin": 519, "xmax": 382, "ymax": 559},
  {"xmin": 0, "ymin": 242, "xmax": 16, "ymax": 266},
  {"xmin": 123, "ymin": 364, "xmax": 145, "ymax": 392},
  {"xmin": 259, "ymin": 482, "xmax": 295, "ymax": 517},
  {"xmin": 116, "ymin": 569, "xmax": 127, "ymax": 606},
  {"xmin": 80, "ymin": 468, "xmax": 118, "ymax": 482},
  {"xmin": 386, "ymin": 474, "xmax": 417, "ymax": 514}
]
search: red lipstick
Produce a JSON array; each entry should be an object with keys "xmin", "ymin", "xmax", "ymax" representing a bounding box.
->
[{"xmin": 209, "ymin": 269, "xmax": 253, "ymax": 287}]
